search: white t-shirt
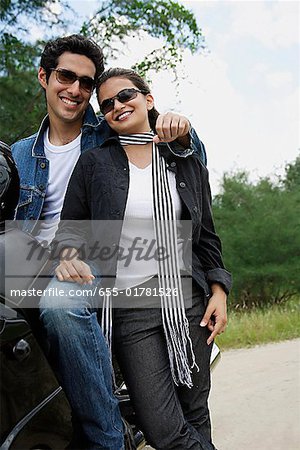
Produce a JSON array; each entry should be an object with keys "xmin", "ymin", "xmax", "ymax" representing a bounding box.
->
[
  {"xmin": 35, "ymin": 129, "xmax": 81, "ymax": 244},
  {"xmin": 115, "ymin": 161, "xmax": 184, "ymax": 289}
]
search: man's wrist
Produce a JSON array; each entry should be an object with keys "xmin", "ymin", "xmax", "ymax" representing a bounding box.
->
[{"xmin": 175, "ymin": 130, "xmax": 191, "ymax": 149}]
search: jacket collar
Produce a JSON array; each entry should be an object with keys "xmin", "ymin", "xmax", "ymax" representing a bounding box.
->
[
  {"xmin": 31, "ymin": 104, "xmax": 100, "ymax": 157},
  {"xmin": 82, "ymin": 103, "xmax": 101, "ymax": 129}
]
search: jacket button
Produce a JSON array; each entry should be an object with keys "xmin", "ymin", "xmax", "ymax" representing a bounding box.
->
[
  {"xmin": 170, "ymin": 161, "xmax": 176, "ymax": 168},
  {"xmin": 179, "ymin": 182, "xmax": 186, "ymax": 188},
  {"xmin": 39, "ymin": 184, "xmax": 45, "ymax": 191},
  {"xmin": 40, "ymin": 162, "xmax": 46, "ymax": 169}
]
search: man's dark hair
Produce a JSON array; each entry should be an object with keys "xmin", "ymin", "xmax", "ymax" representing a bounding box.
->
[{"xmin": 40, "ymin": 34, "xmax": 104, "ymax": 82}]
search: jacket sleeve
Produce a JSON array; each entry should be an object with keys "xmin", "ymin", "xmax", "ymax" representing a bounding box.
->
[
  {"xmin": 167, "ymin": 127, "xmax": 207, "ymax": 164},
  {"xmin": 195, "ymin": 163, "xmax": 232, "ymax": 294},
  {"xmin": 53, "ymin": 157, "xmax": 91, "ymax": 257}
]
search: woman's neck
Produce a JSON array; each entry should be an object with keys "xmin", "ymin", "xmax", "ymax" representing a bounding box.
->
[{"xmin": 124, "ymin": 142, "xmax": 152, "ymax": 169}]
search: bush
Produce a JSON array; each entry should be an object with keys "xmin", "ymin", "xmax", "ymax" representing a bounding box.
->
[{"xmin": 213, "ymin": 157, "xmax": 300, "ymax": 309}]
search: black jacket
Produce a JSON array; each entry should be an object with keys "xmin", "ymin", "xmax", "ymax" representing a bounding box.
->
[{"xmin": 56, "ymin": 136, "xmax": 232, "ymax": 296}]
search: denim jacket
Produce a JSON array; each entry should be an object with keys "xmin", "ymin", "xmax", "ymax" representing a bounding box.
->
[{"xmin": 11, "ymin": 104, "xmax": 206, "ymax": 234}]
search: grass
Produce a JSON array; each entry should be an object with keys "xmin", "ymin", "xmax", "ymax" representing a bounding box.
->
[{"xmin": 215, "ymin": 297, "xmax": 300, "ymax": 350}]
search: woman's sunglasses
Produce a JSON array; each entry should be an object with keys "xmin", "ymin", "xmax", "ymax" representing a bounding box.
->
[
  {"xmin": 100, "ymin": 88, "xmax": 147, "ymax": 115},
  {"xmin": 50, "ymin": 68, "xmax": 95, "ymax": 93}
]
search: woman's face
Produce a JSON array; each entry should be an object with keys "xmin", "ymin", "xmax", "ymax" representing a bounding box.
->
[{"xmin": 98, "ymin": 77, "xmax": 154, "ymax": 134}]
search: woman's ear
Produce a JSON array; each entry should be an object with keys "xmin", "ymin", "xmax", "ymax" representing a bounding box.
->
[
  {"xmin": 146, "ymin": 93, "xmax": 154, "ymax": 110},
  {"xmin": 38, "ymin": 67, "xmax": 48, "ymax": 89}
]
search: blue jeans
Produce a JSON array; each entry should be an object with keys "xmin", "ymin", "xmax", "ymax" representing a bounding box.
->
[{"xmin": 39, "ymin": 275, "xmax": 124, "ymax": 450}]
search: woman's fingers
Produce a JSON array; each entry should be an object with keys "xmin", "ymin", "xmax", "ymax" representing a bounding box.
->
[{"xmin": 200, "ymin": 291, "xmax": 227, "ymax": 345}]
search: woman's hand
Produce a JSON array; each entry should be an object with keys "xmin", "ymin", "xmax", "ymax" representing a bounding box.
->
[
  {"xmin": 55, "ymin": 247, "xmax": 95, "ymax": 285},
  {"xmin": 200, "ymin": 283, "xmax": 227, "ymax": 345},
  {"xmin": 153, "ymin": 112, "xmax": 191, "ymax": 147}
]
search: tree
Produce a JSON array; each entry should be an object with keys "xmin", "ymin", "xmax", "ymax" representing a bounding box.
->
[
  {"xmin": 0, "ymin": 0, "xmax": 204, "ymax": 144},
  {"xmin": 213, "ymin": 159, "xmax": 300, "ymax": 309},
  {"xmin": 0, "ymin": 0, "xmax": 62, "ymax": 29},
  {"xmin": 0, "ymin": 33, "xmax": 47, "ymax": 143},
  {"xmin": 282, "ymin": 154, "xmax": 300, "ymax": 192},
  {"xmin": 81, "ymin": 0, "xmax": 204, "ymax": 77},
  {"xmin": 0, "ymin": 0, "xmax": 69, "ymax": 143}
]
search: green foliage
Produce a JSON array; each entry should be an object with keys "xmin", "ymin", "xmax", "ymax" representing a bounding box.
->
[
  {"xmin": 1, "ymin": 0, "xmax": 50, "ymax": 25},
  {"xmin": 213, "ymin": 158, "xmax": 300, "ymax": 309},
  {"xmin": 0, "ymin": 0, "xmax": 65, "ymax": 29},
  {"xmin": 0, "ymin": 0, "xmax": 70, "ymax": 144},
  {"xmin": 282, "ymin": 154, "xmax": 300, "ymax": 192},
  {"xmin": 81, "ymin": 0, "xmax": 204, "ymax": 77},
  {"xmin": 0, "ymin": 32, "xmax": 42, "ymax": 74},
  {"xmin": 1, "ymin": 0, "xmax": 204, "ymax": 143},
  {"xmin": 0, "ymin": 33, "xmax": 46, "ymax": 143},
  {"xmin": 216, "ymin": 297, "xmax": 300, "ymax": 349},
  {"xmin": 0, "ymin": 70, "xmax": 46, "ymax": 144}
]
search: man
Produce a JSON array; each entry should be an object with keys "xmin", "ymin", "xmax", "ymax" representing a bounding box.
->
[
  {"xmin": 11, "ymin": 35, "xmax": 206, "ymax": 449},
  {"xmin": 12, "ymin": 34, "xmax": 206, "ymax": 245}
]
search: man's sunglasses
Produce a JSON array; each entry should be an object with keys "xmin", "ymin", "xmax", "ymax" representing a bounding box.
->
[
  {"xmin": 100, "ymin": 88, "xmax": 147, "ymax": 115},
  {"xmin": 50, "ymin": 68, "xmax": 95, "ymax": 93}
]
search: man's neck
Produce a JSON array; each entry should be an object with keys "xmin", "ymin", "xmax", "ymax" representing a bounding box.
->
[{"xmin": 48, "ymin": 119, "xmax": 83, "ymax": 146}]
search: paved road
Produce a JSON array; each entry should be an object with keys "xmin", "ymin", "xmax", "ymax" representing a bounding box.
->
[
  {"xmin": 210, "ymin": 339, "xmax": 300, "ymax": 450},
  {"xmin": 146, "ymin": 339, "xmax": 300, "ymax": 450}
]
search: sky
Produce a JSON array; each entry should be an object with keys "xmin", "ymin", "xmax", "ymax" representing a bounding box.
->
[{"xmin": 38, "ymin": 0, "xmax": 300, "ymax": 193}]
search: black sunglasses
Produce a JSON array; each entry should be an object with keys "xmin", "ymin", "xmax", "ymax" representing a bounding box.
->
[
  {"xmin": 100, "ymin": 88, "xmax": 147, "ymax": 115},
  {"xmin": 50, "ymin": 68, "xmax": 95, "ymax": 93}
]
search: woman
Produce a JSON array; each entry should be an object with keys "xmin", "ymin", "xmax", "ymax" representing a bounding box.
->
[{"xmin": 55, "ymin": 68, "xmax": 231, "ymax": 450}]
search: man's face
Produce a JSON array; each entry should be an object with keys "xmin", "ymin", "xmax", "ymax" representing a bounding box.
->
[{"xmin": 38, "ymin": 52, "xmax": 96, "ymax": 126}]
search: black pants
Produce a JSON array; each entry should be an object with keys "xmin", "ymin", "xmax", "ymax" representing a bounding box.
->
[{"xmin": 113, "ymin": 278, "xmax": 216, "ymax": 450}]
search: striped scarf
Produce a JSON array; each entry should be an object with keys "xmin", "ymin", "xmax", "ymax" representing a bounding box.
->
[{"xmin": 102, "ymin": 132, "xmax": 199, "ymax": 388}]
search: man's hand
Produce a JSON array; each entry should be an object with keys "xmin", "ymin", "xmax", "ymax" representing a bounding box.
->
[
  {"xmin": 200, "ymin": 284, "xmax": 227, "ymax": 345},
  {"xmin": 55, "ymin": 247, "xmax": 95, "ymax": 285},
  {"xmin": 153, "ymin": 112, "xmax": 190, "ymax": 147}
]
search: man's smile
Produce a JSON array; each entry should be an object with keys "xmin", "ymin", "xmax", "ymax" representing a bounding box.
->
[{"xmin": 59, "ymin": 96, "xmax": 81, "ymax": 106}]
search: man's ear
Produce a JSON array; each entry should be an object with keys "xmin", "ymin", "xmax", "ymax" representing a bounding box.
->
[
  {"xmin": 38, "ymin": 67, "xmax": 48, "ymax": 89},
  {"xmin": 146, "ymin": 93, "xmax": 154, "ymax": 110}
]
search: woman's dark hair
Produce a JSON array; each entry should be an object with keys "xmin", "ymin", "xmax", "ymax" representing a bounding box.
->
[
  {"xmin": 96, "ymin": 67, "xmax": 160, "ymax": 132},
  {"xmin": 40, "ymin": 34, "xmax": 104, "ymax": 83}
]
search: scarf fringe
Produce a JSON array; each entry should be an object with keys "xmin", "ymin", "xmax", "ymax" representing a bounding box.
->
[{"xmin": 152, "ymin": 141, "xmax": 199, "ymax": 388}]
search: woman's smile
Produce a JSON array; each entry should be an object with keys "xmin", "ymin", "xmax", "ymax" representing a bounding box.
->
[
  {"xmin": 98, "ymin": 77, "xmax": 154, "ymax": 134},
  {"xmin": 115, "ymin": 110, "xmax": 133, "ymax": 121}
]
